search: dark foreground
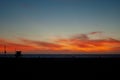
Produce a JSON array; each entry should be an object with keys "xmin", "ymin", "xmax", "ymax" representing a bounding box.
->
[{"xmin": 0, "ymin": 54, "xmax": 120, "ymax": 73}]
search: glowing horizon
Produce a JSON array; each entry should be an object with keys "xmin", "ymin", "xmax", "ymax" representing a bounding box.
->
[{"xmin": 0, "ymin": 31, "xmax": 120, "ymax": 54}]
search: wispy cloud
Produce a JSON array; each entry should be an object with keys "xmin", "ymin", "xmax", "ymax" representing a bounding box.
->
[
  {"xmin": 20, "ymin": 38, "xmax": 62, "ymax": 50},
  {"xmin": 54, "ymin": 32, "xmax": 120, "ymax": 52},
  {"xmin": 0, "ymin": 38, "xmax": 37, "ymax": 52},
  {"xmin": 72, "ymin": 34, "xmax": 89, "ymax": 40},
  {"xmin": 0, "ymin": 32, "xmax": 120, "ymax": 53},
  {"xmin": 89, "ymin": 31, "xmax": 102, "ymax": 35}
]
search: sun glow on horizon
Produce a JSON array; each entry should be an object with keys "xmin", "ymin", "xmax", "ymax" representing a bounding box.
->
[{"xmin": 0, "ymin": 32, "xmax": 120, "ymax": 54}]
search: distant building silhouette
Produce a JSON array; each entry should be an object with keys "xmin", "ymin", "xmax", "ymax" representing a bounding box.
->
[{"xmin": 15, "ymin": 51, "xmax": 22, "ymax": 58}]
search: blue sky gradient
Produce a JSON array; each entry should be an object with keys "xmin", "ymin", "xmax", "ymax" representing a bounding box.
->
[{"xmin": 0, "ymin": 0, "xmax": 120, "ymax": 41}]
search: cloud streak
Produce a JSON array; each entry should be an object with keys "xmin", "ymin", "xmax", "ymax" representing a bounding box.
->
[
  {"xmin": 0, "ymin": 38, "xmax": 37, "ymax": 53},
  {"xmin": 20, "ymin": 38, "xmax": 63, "ymax": 50},
  {"xmin": 0, "ymin": 32, "xmax": 120, "ymax": 54}
]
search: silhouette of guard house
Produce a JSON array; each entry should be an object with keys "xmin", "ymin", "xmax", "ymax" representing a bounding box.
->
[{"xmin": 15, "ymin": 51, "xmax": 22, "ymax": 58}]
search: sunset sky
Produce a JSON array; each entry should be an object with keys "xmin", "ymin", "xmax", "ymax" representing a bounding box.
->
[{"xmin": 0, "ymin": 0, "xmax": 120, "ymax": 54}]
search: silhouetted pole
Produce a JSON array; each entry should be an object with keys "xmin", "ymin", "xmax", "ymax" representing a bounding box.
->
[{"xmin": 4, "ymin": 45, "xmax": 6, "ymax": 55}]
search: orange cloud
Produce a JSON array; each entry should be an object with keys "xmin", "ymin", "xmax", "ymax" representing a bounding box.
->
[
  {"xmin": 55, "ymin": 33, "xmax": 120, "ymax": 53},
  {"xmin": 20, "ymin": 38, "xmax": 63, "ymax": 51},
  {"xmin": 0, "ymin": 38, "xmax": 37, "ymax": 53},
  {"xmin": 0, "ymin": 32, "xmax": 120, "ymax": 54}
]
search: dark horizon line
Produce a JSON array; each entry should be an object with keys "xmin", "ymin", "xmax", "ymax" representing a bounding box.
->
[{"xmin": 0, "ymin": 53, "xmax": 120, "ymax": 58}]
